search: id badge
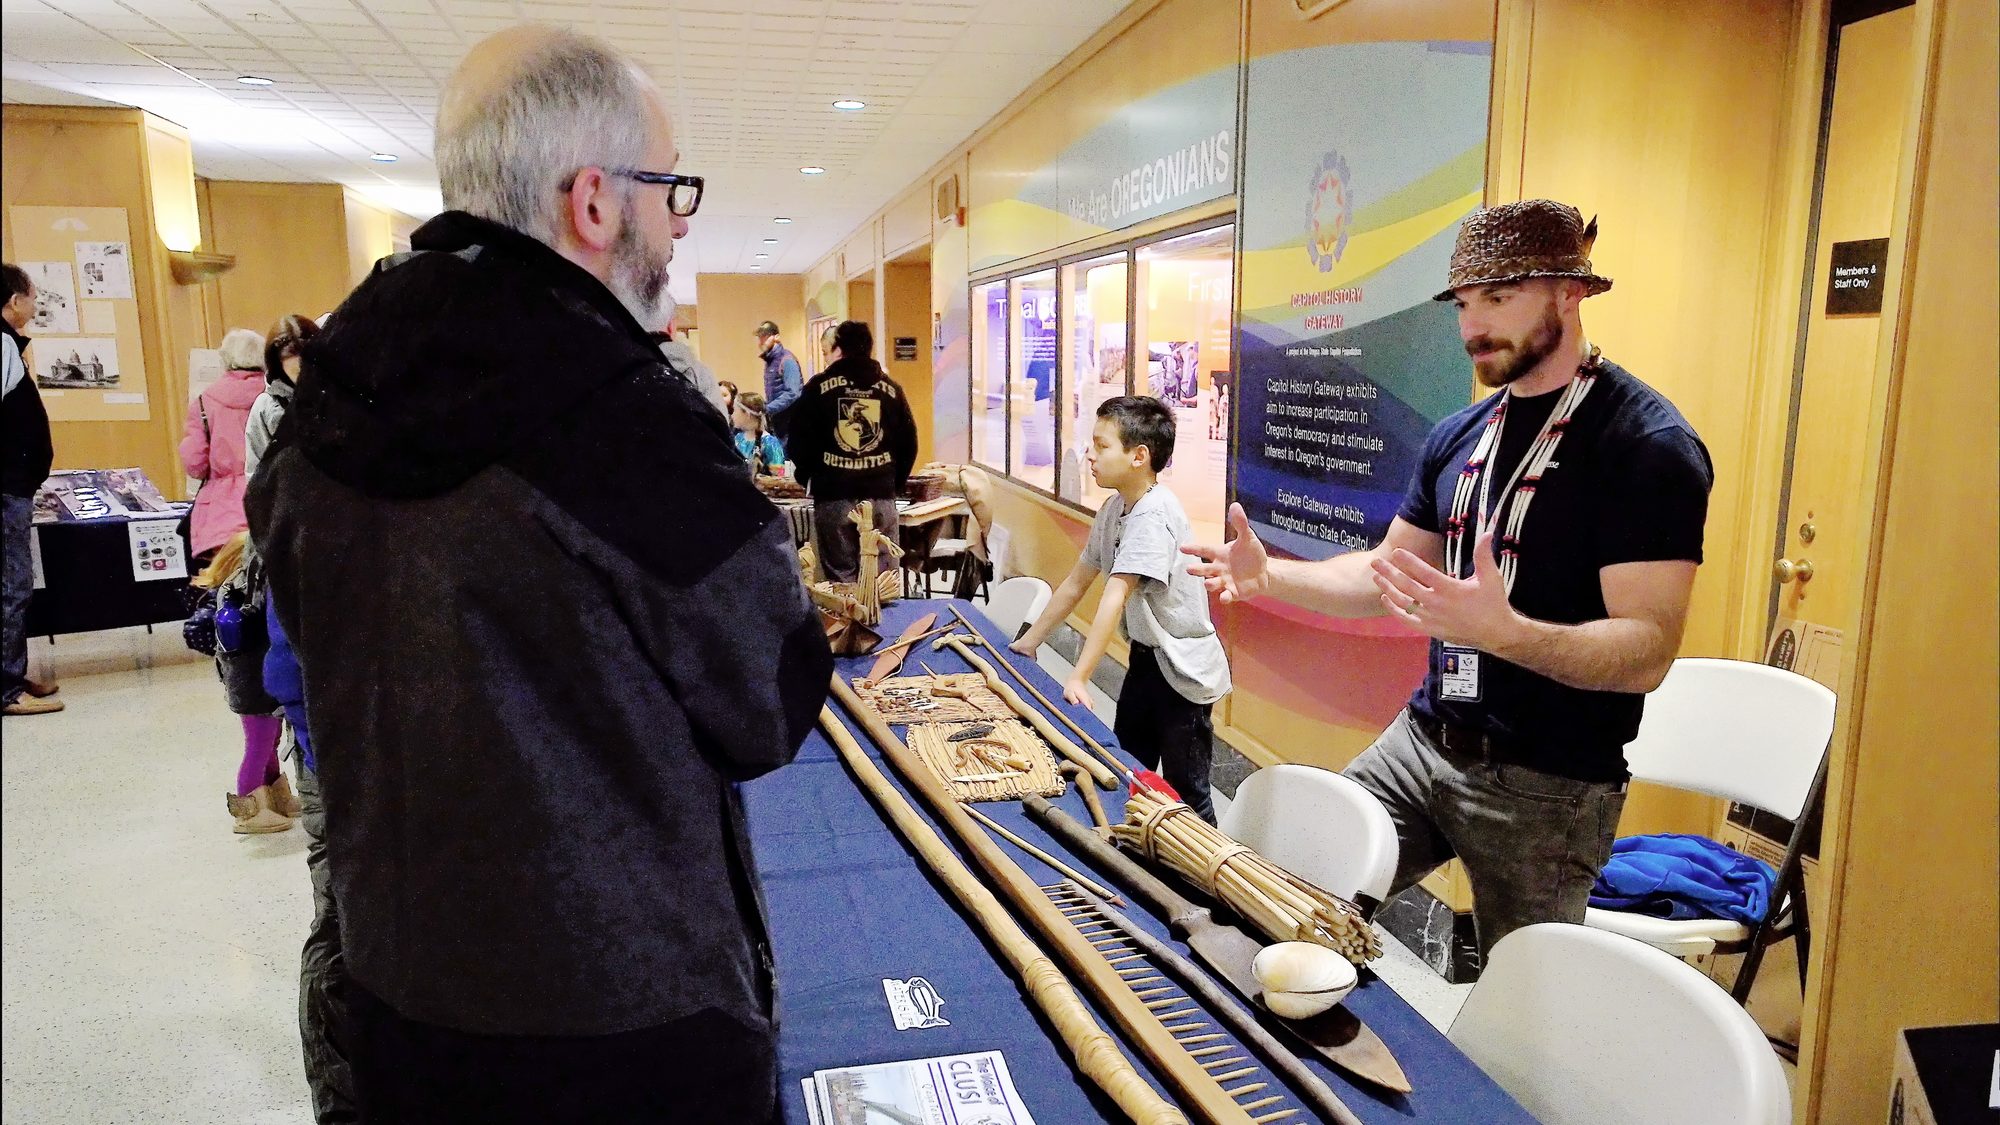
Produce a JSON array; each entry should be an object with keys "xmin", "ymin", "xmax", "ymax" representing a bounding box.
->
[{"xmin": 1440, "ymin": 645, "xmax": 1483, "ymax": 701}]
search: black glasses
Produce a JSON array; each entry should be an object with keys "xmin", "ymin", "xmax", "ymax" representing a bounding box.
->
[{"xmin": 561, "ymin": 167, "xmax": 703, "ymax": 217}]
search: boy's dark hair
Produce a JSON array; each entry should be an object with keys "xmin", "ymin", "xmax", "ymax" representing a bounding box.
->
[
  {"xmin": 833, "ymin": 320, "xmax": 873, "ymax": 360},
  {"xmin": 1096, "ymin": 395, "xmax": 1176, "ymax": 471},
  {"xmin": 2, "ymin": 263, "xmax": 31, "ymax": 301}
]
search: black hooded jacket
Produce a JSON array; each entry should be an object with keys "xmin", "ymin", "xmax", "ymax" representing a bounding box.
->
[
  {"xmin": 2, "ymin": 321, "xmax": 53, "ymax": 498},
  {"xmin": 245, "ymin": 211, "xmax": 832, "ymax": 1037},
  {"xmin": 787, "ymin": 355, "xmax": 919, "ymax": 501}
]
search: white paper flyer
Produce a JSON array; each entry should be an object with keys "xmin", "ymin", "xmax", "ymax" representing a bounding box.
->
[
  {"xmin": 75, "ymin": 241, "xmax": 134, "ymax": 300},
  {"xmin": 805, "ymin": 1050, "xmax": 1035, "ymax": 1125}
]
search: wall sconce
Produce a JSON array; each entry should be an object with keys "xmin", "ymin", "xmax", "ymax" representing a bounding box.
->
[{"xmin": 168, "ymin": 249, "xmax": 235, "ymax": 285}]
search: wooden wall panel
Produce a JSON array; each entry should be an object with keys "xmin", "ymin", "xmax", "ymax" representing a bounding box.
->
[
  {"xmin": 1803, "ymin": 1, "xmax": 2000, "ymax": 1120},
  {"xmin": 342, "ymin": 191, "xmax": 396, "ymax": 288},
  {"xmin": 203, "ymin": 181, "xmax": 353, "ymax": 338},
  {"xmin": 883, "ymin": 261, "xmax": 933, "ymax": 462},
  {"xmin": 1, "ymin": 106, "xmax": 197, "ymax": 496},
  {"xmin": 697, "ymin": 273, "xmax": 806, "ymax": 398}
]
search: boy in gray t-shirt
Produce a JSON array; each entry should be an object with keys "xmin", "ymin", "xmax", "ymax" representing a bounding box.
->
[{"xmin": 1012, "ymin": 396, "xmax": 1230, "ymax": 821}]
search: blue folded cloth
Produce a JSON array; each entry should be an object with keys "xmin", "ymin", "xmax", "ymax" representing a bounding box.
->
[{"xmin": 1590, "ymin": 833, "xmax": 1778, "ymax": 924}]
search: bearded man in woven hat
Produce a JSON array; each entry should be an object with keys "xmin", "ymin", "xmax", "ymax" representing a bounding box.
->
[{"xmin": 1186, "ymin": 200, "xmax": 1713, "ymax": 960}]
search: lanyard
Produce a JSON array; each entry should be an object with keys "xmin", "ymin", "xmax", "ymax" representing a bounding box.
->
[{"xmin": 1445, "ymin": 351, "xmax": 1601, "ymax": 591}]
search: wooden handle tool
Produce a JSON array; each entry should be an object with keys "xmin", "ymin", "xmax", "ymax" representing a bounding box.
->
[{"xmin": 935, "ymin": 634, "xmax": 1119, "ymax": 789}]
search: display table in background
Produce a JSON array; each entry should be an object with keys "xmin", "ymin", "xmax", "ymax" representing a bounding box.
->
[
  {"xmin": 26, "ymin": 515, "xmax": 193, "ymax": 637},
  {"xmin": 744, "ymin": 598, "xmax": 1535, "ymax": 1124}
]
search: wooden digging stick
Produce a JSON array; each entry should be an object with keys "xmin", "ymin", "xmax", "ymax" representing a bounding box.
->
[
  {"xmin": 1061, "ymin": 761, "xmax": 1113, "ymax": 833},
  {"xmin": 946, "ymin": 603, "xmax": 1132, "ymax": 781},
  {"xmin": 960, "ymin": 803, "xmax": 1124, "ymax": 906},
  {"xmin": 824, "ymin": 682, "xmax": 1262, "ymax": 1125},
  {"xmin": 935, "ymin": 635, "xmax": 1121, "ymax": 790}
]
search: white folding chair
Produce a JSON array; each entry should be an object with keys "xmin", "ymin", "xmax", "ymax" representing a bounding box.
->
[
  {"xmin": 983, "ymin": 575, "xmax": 1051, "ymax": 642},
  {"xmin": 1448, "ymin": 923, "xmax": 1792, "ymax": 1125},
  {"xmin": 1586, "ymin": 658, "xmax": 1836, "ymax": 1001},
  {"xmin": 1217, "ymin": 764, "xmax": 1398, "ymax": 908}
]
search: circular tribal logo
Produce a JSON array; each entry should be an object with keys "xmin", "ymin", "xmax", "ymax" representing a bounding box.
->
[{"xmin": 1308, "ymin": 150, "xmax": 1353, "ymax": 273}]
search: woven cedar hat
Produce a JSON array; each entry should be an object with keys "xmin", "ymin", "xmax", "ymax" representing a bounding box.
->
[{"xmin": 1433, "ymin": 200, "xmax": 1613, "ymax": 301}]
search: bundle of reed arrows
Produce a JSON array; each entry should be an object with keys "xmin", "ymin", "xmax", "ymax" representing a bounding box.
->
[{"xmin": 1113, "ymin": 789, "xmax": 1382, "ymax": 964}]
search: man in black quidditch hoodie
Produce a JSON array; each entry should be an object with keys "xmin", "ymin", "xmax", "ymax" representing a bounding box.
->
[
  {"xmin": 244, "ymin": 26, "xmax": 831, "ymax": 1124},
  {"xmin": 788, "ymin": 320, "xmax": 920, "ymax": 584}
]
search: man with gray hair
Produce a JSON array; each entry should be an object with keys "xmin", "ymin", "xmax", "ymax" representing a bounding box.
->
[{"xmin": 247, "ymin": 26, "xmax": 830, "ymax": 1122}]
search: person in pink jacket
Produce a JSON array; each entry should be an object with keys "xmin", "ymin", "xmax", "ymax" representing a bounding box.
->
[{"xmin": 180, "ymin": 328, "xmax": 268, "ymax": 561}]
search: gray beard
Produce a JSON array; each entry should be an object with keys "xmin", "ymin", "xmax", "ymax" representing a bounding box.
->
[{"xmin": 609, "ymin": 201, "xmax": 674, "ymax": 329}]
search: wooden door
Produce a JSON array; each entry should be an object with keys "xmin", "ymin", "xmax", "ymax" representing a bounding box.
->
[{"xmin": 1770, "ymin": 7, "xmax": 1916, "ymax": 643}]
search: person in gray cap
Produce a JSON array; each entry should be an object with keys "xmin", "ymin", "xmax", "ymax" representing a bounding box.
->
[
  {"xmin": 754, "ymin": 319, "xmax": 804, "ymax": 438},
  {"xmin": 1185, "ymin": 200, "xmax": 1712, "ymax": 961}
]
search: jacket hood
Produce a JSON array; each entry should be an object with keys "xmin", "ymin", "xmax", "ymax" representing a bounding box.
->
[
  {"xmin": 822, "ymin": 354, "xmax": 888, "ymax": 386},
  {"xmin": 1, "ymin": 320, "xmax": 27, "ymax": 352},
  {"xmin": 286, "ymin": 211, "xmax": 664, "ymax": 499},
  {"xmin": 208, "ymin": 365, "xmax": 271, "ymax": 409}
]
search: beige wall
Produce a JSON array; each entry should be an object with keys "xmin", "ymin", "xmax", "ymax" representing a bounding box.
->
[
  {"xmin": 1, "ymin": 105, "xmax": 205, "ymax": 496},
  {"xmin": 698, "ymin": 273, "xmax": 805, "ymax": 398},
  {"xmin": 1802, "ymin": 0, "xmax": 2000, "ymax": 1120},
  {"xmin": 199, "ymin": 181, "xmax": 356, "ymax": 341},
  {"xmin": 342, "ymin": 191, "xmax": 398, "ymax": 288},
  {"xmin": 883, "ymin": 260, "xmax": 934, "ymax": 462}
]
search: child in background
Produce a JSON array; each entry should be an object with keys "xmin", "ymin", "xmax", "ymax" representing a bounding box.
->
[
  {"xmin": 191, "ymin": 532, "xmax": 296, "ymax": 834},
  {"xmin": 732, "ymin": 390, "xmax": 786, "ymax": 476},
  {"xmin": 1012, "ymin": 396, "xmax": 1231, "ymax": 822}
]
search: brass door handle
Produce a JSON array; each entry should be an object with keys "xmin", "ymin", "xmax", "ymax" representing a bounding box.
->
[{"xmin": 1774, "ymin": 558, "xmax": 1816, "ymax": 584}]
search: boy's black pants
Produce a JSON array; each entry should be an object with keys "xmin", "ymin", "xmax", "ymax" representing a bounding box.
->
[{"xmin": 1113, "ymin": 642, "xmax": 1216, "ymax": 823}]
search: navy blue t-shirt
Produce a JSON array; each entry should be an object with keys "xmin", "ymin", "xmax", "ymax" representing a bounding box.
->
[{"xmin": 1395, "ymin": 359, "xmax": 1713, "ymax": 781}]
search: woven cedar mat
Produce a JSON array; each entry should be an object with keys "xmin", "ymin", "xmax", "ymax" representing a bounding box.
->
[
  {"xmin": 908, "ymin": 719, "xmax": 1064, "ymax": 802},
  {"xmin": 849, "ymin": 672, "xmax": 1011, "ymax": 724}
]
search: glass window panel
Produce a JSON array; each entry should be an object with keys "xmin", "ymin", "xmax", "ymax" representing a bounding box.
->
[
  {"xmin": 1059, "ymin": 253, "xmax": 1129, "ymax": 509},
  {"xmin": 1133, "ymin": 225, "xmax": 1235, "ymax": 543},
  {"xmin": 1008, "ymin": 270, "xmax": 1058, "ymax": 493},
  {"xmin": 970, "ymin": 281, "xmax": 1008, "ymax": 474}
]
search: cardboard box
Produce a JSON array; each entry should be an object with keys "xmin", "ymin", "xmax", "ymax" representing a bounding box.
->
[{"xmin": 1888, "ymin": 1024, "xmax": 2000, "ymax": 1125}]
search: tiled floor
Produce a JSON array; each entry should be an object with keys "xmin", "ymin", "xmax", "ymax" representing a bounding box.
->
[
  {"xmin": 3, "ymin": 628, "xmax": 316, "ymax": 1123},
  {"xmin": 1, "ymin": 620, "xmax": 1471, "ymax": 1124}
]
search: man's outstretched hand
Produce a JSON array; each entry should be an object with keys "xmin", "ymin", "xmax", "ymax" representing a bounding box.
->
[{"xmin": 1182, "ymin": 502, "xmax": 1269, "ymax": 604}]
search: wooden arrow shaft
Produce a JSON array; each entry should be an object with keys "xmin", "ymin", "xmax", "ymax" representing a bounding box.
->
[
  {"xmin": 826, "ymin": 679, "xmax": 1261, "ymax": 1124},
  {"xmin": 947, "ymin": 603, "xmax": 1133, "ymax": 781},
  {"xmin": 940, "ymin": 635, "xmax": 1120, "ymax": 789}
]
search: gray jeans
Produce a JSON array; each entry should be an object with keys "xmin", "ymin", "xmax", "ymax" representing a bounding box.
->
[
  {"xmin": 296, "ymin": 761, "xmax": 359, "ymax": 1122},
  {"xmin": 812, "ymin": 498, "xmax": 899, "ymax": 584},
  {"xmin": 2, "ymin": 494, "xmax": 32, "ymax": 705},
  {"xmin": 1343, "ymin": 709, "xmax": 1627, "ymax": 961}
]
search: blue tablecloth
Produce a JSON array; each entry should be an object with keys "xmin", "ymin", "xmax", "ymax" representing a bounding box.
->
[{"xmin": 744, "ymin": 598, "xmax": 1535, "ymax": 1124}]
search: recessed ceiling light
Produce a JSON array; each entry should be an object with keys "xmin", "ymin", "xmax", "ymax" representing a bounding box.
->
[
  {"xmin": 751, "ymin": 265, "xmax": 763, "ymax": 270},
  {"xmin": 236, "ymin": 75, "xmax": 274, "ymax": 85},
  {"xmin": 832, "ymin": 99, "xmax": 866, "ymax": 111},
  {"xmin": 370, "ymin": 153, "xmax": 397, "ymax": 163},
  {"xmin": 755, "ymin": 253, "xmax": 769, "ymax": 259},
  {"xmin": 773, "ymin": 217, "xmax": 793, "ymax": 224},
  {"xmin": 762, "ymin": 238, "xmax": 778, "ymax": 244},
  {"xmin": 799, "ymin": 166, "xmax": 826, "ymax": 176}
]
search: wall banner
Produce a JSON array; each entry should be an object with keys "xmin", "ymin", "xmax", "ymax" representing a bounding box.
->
[
  {"xmin": 1234, "ymin": 41, "xmax": 1491, "ymax": 561},
  {"xmin": 970, "ymin": 69, "xmax": 1237, "ymax": 273}
]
